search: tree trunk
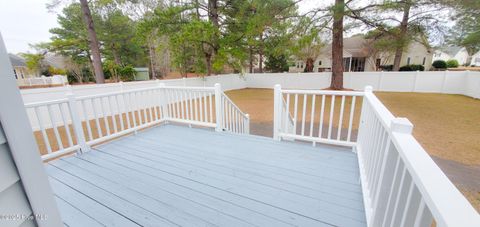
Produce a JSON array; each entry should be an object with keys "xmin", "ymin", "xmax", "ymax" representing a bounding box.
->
[
  {"xmin": 205, "ymin": 53, "xmax": 213, "ymax": 76},
  {"xmin": 148, "ymin": 37, "xmax": 157, "ymax": 79},
  {"xmin": 392, "ymin": 1, "xmax": 411, "ymax": 71},
  {"xmin": 112, "ymin": 45, "xmax": 122, "ymax": 66},
  {"xmin": 249, "ymin": 47, "xmax": 254, "ymax": 73},
  {"xmin": 208, "ymin": 0, "xmax": 219, "ymax": 28},
  {"xmin": 305, "ymin": 58, "xmax": 314, "ymax": 72},
  {"xmin": 79, "ymin": 0, "xmax": 105, "ymax": 84},
  {"xmin": 331, "ymin": 0, "xmax": 344, "ymax": 90},
  {"xmin": 259, "ymin": 33, "xmax": 264, "ymax": 73}
]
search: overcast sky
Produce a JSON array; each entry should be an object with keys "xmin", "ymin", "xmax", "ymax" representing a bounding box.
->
[{"xmin": 0, "ymin": 0, "xmax": 338, "ymax": 54}]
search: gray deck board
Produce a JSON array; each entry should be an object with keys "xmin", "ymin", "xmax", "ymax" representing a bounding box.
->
[{"xmin": 47, "ymin": 124, "xmax": 367, "ymax": 227}]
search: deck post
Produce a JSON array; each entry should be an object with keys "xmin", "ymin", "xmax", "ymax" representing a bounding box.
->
[
  {"xmin": 245, "ymin": 114, "xmax": 250, "ymax": 134},
  {"xmin": 273, "ymin": 84, "xmax": 282, "ymax": 140},
  {"xmin": 158, "ymin": 82, "xmax": 168, "ymax": 121},
  {"xmin": 391, "ymin": 117, "xmax": 413, "ymax": 134},
  {"xmin": 66, "ymin": 93, "xmax": 90, "ymax": 153},
  {"xmin": 214, "ymin": 83, "xmax": 223, "ymax": 132}
]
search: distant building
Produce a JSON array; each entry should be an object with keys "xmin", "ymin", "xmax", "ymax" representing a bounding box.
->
[
  {"xmin": 432, "ymin": 46, "xmax": 470, "ymax": 66},
  {"xmin": 8, "ymin": 54, "xmax": 30, "ymax": 79},
  {"xmin": 289, "ymin": 36, "xmax": 433, "ymax": 72},
  {"xmin": 469, "ymin": 51, "xmax": 480, "ymax": 67}
]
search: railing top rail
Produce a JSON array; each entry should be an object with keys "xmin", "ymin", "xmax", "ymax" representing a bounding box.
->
[
  {"xmin": 24, "ymin": 98, "xmax": 69, "ymax": 108},
  {"xmin": 281, "ymin": 89, "xmax": 364, "ymax": 96},
  {"xmin": 221, "ymin": 92, "xmax": 248, "ymax": 118},
  {"xmin": 164, "ymin": 86, "xmax": 215, "ymax": 91},
  {"xmin": 363, "ymin": 88, "xmax": 395, "ymax": 129},
  {"xmin": 74, "ymin": 85, "xmax": 215, "ymax": 101},
  {"xmin": 390, "ymin": 121, "xmax": 480, "ymax": 226},
  {"xmin": 362, "ymin": 86, "xmax": 480, "ymax": 226}
]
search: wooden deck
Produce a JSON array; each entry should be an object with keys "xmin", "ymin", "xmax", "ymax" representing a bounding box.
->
[{"xmin": 45, "ymin": 124, "xmax": 367, "ymax": 227}]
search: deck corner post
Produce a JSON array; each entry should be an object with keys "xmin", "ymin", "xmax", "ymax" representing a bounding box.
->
[
  {"xmin": 214, "ymin": 83, "xmax": 223, "ymax": 132},
  {"xmin": 273, "ymin": 84, "xmax": 282, "ymax": 140},
  {"xmin": 158, "ymin": 82, "xmax": 168, "ymax": 121},
  {"xmin": 66, "ymin": 93, "xmax": 90, "ymax": 153},
  {"xmin": 390, "ymin": 117, "xmax": 413, "ymax": 134},
  {"xmin": 245, "ymin": 114, "xmax": 250, "ymax": 134},
  {"xmin": 364, "ymin": 85, "xmax": 373, "ymax": 93}
]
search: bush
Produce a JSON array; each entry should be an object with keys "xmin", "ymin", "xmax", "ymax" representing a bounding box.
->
[
  {"xmin": 399, "ymin": 64, "xmax": 425, "ymax": 71},
  {"xmin": 378, "ymin": 65, "xmax": 393, "ymax": 71},
  {"xmin": 118, "ymin": 65, "xmax": 136, "ymax": 81},
  {"xmin": 432, "ymin": 60, "xmax": 447, "ymax": 69},
  {"xmin": 446, "ymin": 59, "xmax": 459, "ymax": 68}
]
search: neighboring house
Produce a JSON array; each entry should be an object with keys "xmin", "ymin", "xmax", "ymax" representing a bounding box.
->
[
  {"xmin": 432, "ymin": 46, "xmax": 470, "ymax": 66},
  {"xmin": 289, "ymin": 36, "xmax": 433, "ymax": 72},
  {"xmin": 8, "ymin": 54, "xmax": 30, "ymax": 79},
  {"xmin": 44, "ymin": 53, "xmax": 67, "ymax": 70},
  {"xmin": 470, "ymin": 51, "xmax": 480, "ymax": 66}
]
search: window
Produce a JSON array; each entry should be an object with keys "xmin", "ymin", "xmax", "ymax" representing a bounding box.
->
[
  {"xmin": 407, "ymin": 57, "xmax": 411, "ymax": 65},
  {"xmin": 318, "ymin": 61, "xmax": 322, "ymax": 66},
  {"xmin": 422, "ymin": 57, "xmax": 426, "ymax": 65}
]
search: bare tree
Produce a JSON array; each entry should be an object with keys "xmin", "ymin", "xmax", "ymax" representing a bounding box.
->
[{"xmin": 79, "ymin": 0, "xmax": 105, "ymax": 83}]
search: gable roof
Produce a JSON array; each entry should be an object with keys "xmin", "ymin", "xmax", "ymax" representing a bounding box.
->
[
  {"xmin": 443, "ymin": 46, "xmax": 463, "ymax": 56},
  {"xmin": 8, "ymin": 54, "xmax": 26, "ymax": 67}
]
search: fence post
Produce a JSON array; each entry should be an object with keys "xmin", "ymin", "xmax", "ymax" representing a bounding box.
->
[
  {"xmin": 214, "ymin": 83, "xmax": 223, "ymax": 132},
  {"xmin": 66, "ymin": 92, "xmax": 90, "ymax": 153},
  {"xmin": 441, "ymin": 70, "xmax": 448, "ymax": 93},
  {"xmin": 413, "ymin": 70, "xmax": 419, "ymax": 92},
  {"xmin": 158, "ymin": 82, "xmax": 168, "ymax": 121},
  {"xmin": 245, "ymin": 114, "xmax": 250, "ymax": 134},
  {"xmin": 273, "ymin": 84, "xmax": 282, "ymax": 140}
]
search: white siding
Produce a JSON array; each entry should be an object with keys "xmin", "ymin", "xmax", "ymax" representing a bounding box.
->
[{"xmin": 0, "ymin": 125, "xmax": 34, "ymax": 227}]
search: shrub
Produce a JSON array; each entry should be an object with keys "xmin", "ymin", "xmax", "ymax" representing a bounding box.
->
[
  {"xmin": 446, "ymin": 59, "xmax": 459, "ymax": 68},
  {"xmin": 378, "ymin": 65, "xmax": 393, "ymax": 71},
  {"xmin": 118, "ymin": 65, "xmax": 136, "ymax": 81},
  {"xmin": 399, "ymin": 64, "xmax": 425, "ymax": 71},
  {"xmin": 432, "ymin": 60, "xmax": 447, "ymax": 69}
]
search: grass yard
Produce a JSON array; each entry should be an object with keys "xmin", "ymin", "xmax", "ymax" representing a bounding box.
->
[{"xmin": 226, "ymin": 88, "xmax": 480, "ymax": 211}]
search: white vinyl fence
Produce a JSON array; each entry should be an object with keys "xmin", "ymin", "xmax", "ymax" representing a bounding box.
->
[
  {"xmin": 24, "ymin": 83, "xmax": 249, "ymax": 161},
  {"xmin": 245, "ymin": 71, "xmax": 480, "ymax": 99},
  {"xmin": 17, "ymin": 75, "xmax": 67, "ymax": 86},
  {"xmin": 272, "ymin": 85, "xmax": 480, "ymax": 227},
  {"xmin": 20, "ymin": 71, "xmax": 480, "ymax": 106}
]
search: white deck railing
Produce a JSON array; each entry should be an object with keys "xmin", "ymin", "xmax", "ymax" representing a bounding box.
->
[
  {"xmin": 273, "ymin": 84, "xmax": 363, "ymax": 146},
  {"xmin": 273, "ymin": 84, "xmax": 480, "ymax": 227},
  {"xmin": 25, "ymin": 83, "xmax": 249, "ymax": 161}
]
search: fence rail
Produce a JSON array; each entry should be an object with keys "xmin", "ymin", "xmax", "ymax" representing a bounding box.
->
[
  {"xmin": 273, "ymin": 85, "xmax": 480, "ymax": 226},
  {"xmin": 25, "ymin": 83, "xmax": 249, "ymax": 161},
  {"xmin": 273, "ymin": 84, "xmax": 363, "ymax": 147}
]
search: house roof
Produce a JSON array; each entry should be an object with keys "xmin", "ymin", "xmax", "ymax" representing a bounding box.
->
[
  {"xmin": 442, "ymin": 46, "xmax": 463, "ymax": 56},
  {"xmin": 319, "ymin": 36, "xmax": 369, "ymax": 58},
  {"xmin": 8, "ymin": 54, "xmax": 26, "ymax": 67},
  {"xmin": 44, "ymin": 53, "xmax": 67, "ymax": 69}
]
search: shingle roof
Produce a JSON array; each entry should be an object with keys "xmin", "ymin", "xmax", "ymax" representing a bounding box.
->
[
  {"xmin": 8, "ymin": 54, "xmax": 26, "ymax": 67},
  {"xmin": 443, "ymin": 46, "xmax": 463, "ymax": 56}
]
